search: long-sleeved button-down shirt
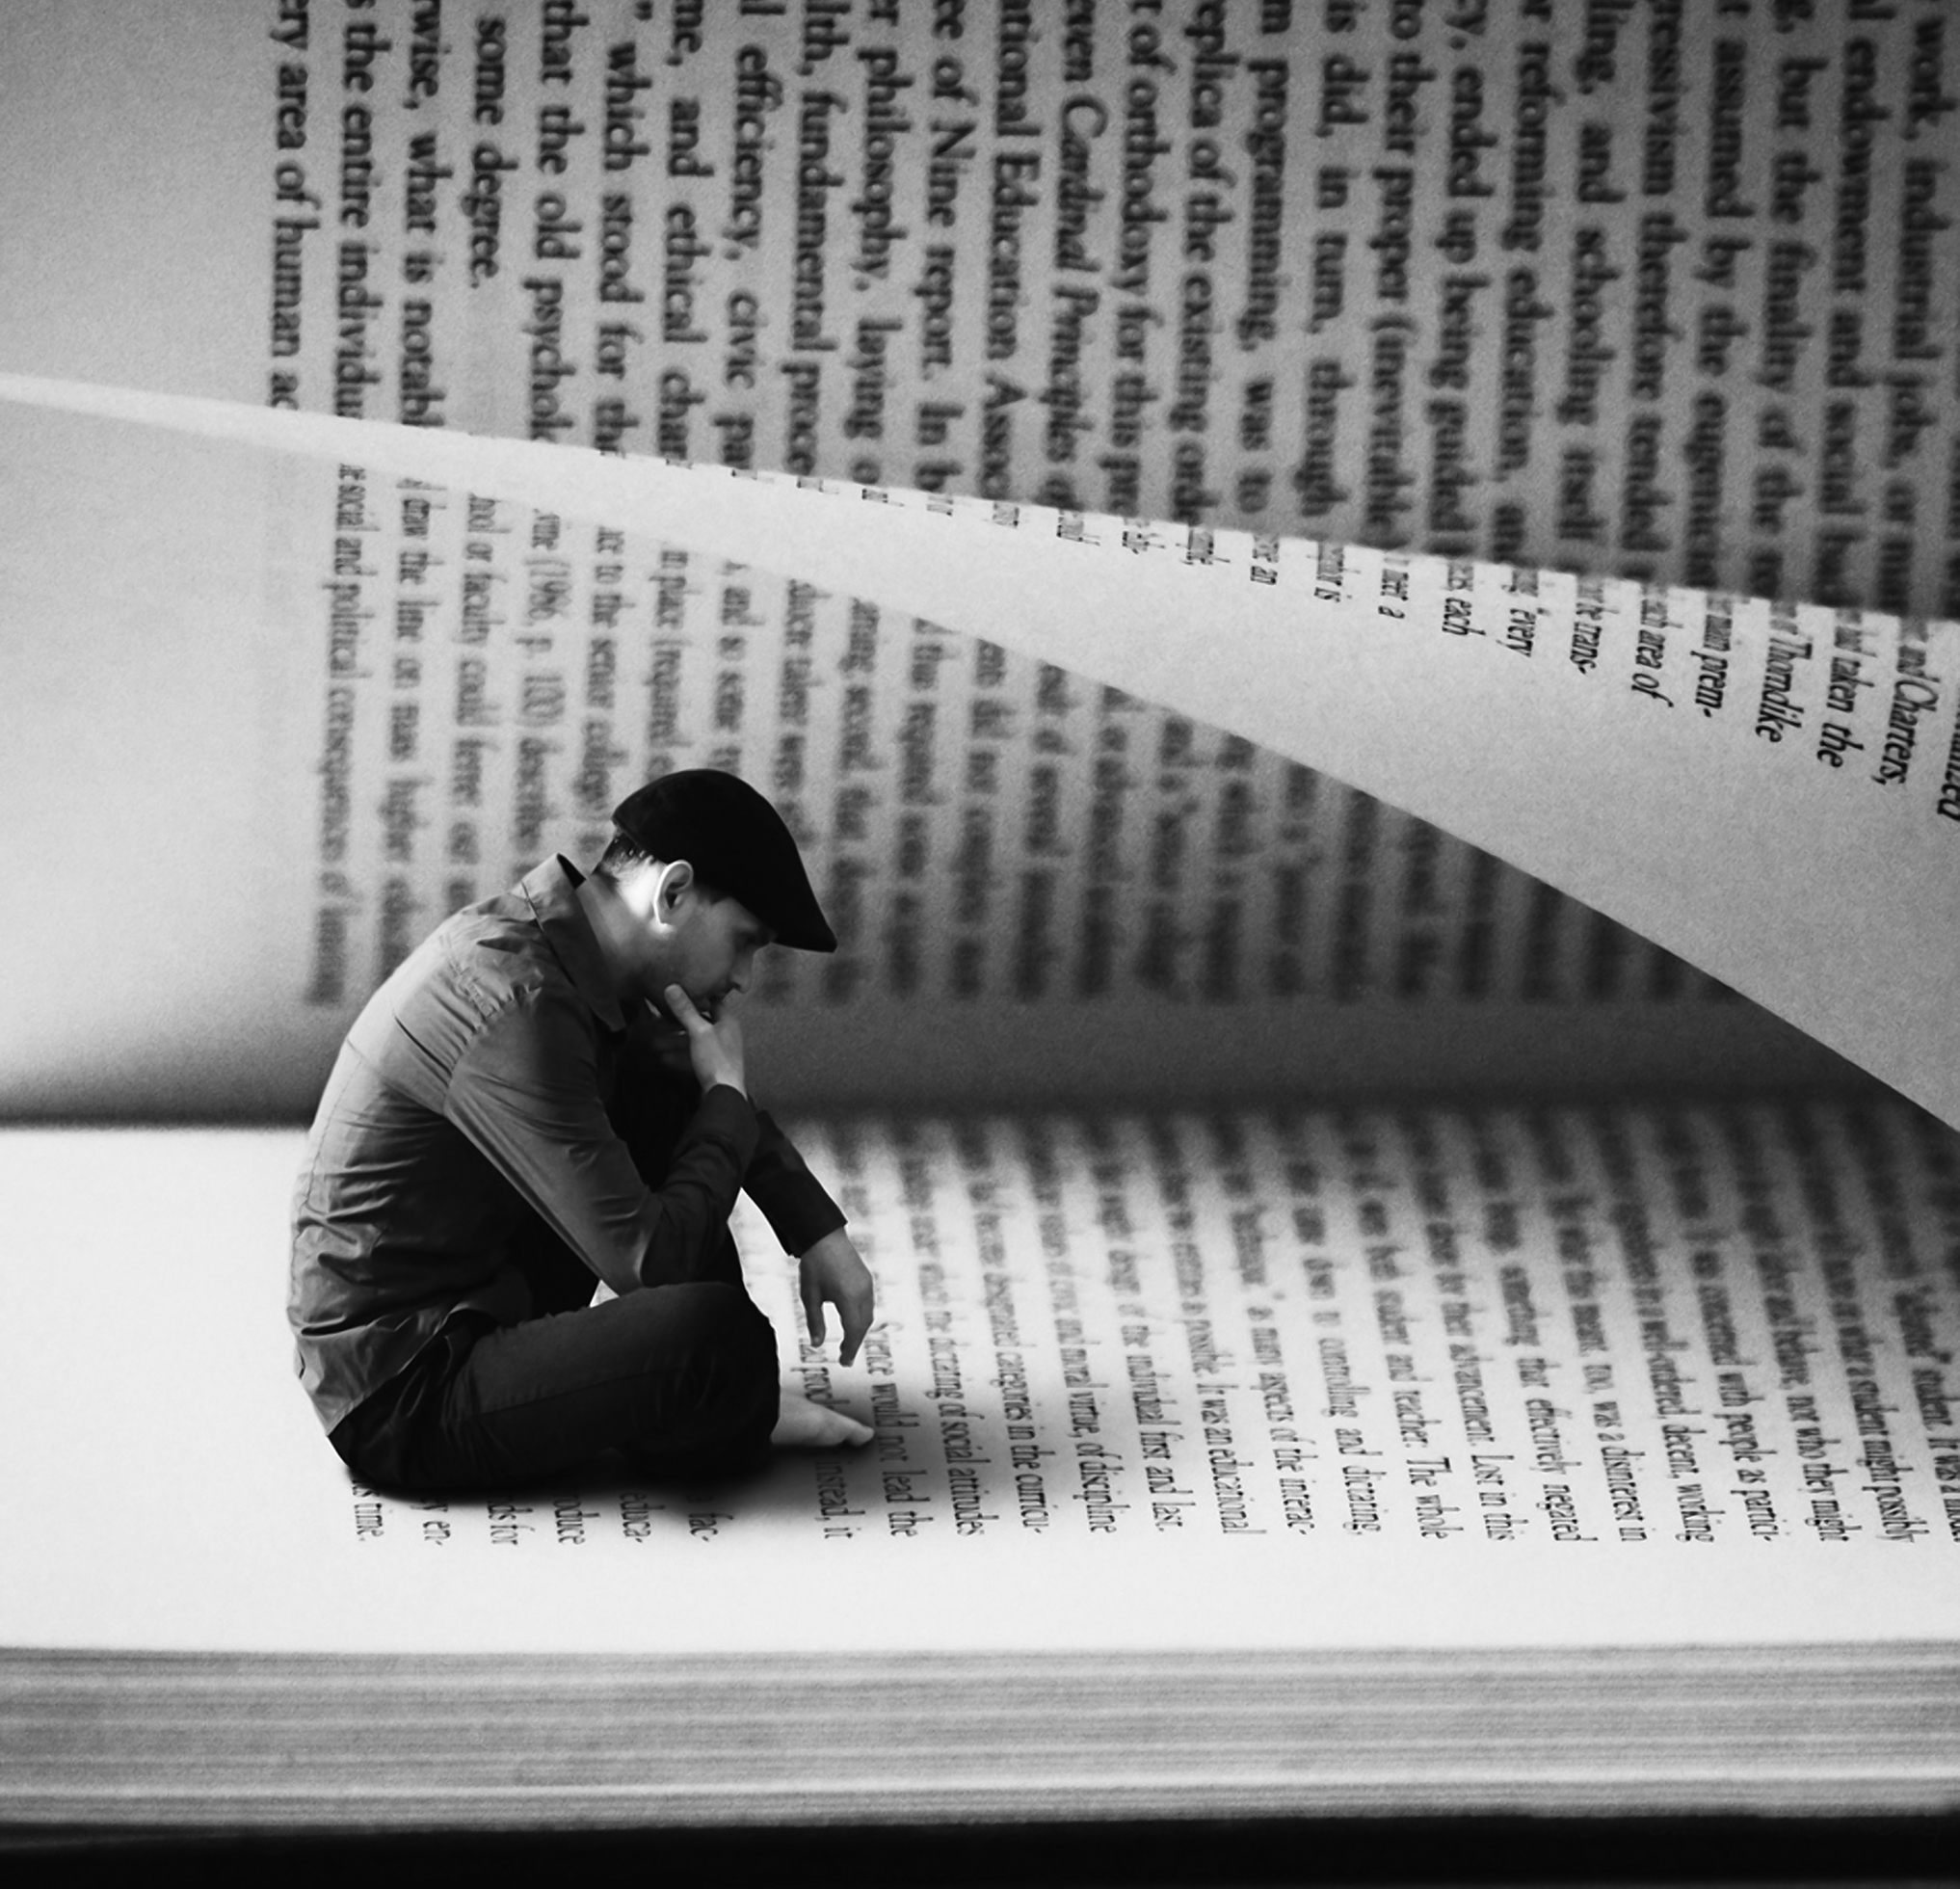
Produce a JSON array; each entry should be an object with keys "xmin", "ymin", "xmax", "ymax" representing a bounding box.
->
[{"xmin": 288, "ymin": 856, "xmax": 844, "ymax": 1432}]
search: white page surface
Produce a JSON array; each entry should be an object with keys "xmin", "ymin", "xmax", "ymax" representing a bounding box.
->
[{"xmin": 4, "ymin": 1124, "xmax": 1952, "ymax": 1658}]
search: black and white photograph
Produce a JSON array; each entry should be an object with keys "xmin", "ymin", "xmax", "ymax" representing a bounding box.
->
[{"xmin": 2, "ymin": 2, "xmax": 1956, "ymax": 1878}]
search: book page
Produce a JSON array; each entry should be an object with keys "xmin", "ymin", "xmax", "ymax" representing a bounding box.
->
[
  {"xmin": 2, "ymin": 1106, "xmax": 1953, "ymax": 1655},
  {"xmin": 0, "ymin": 389, "xmax": 1947, "ymax": 1124},
  {"xmin": 6, "ymin": 4, "xmax": 1956, "ymax": 1122},
  {"xmin": 4, "ymin": 2, "xmax": 1956, "ymax": 612}
]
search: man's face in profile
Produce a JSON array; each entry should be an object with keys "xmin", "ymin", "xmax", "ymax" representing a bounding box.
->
[{"xmin": 651, "ymin": 880, "xmax": 774, "ymax": 1022}]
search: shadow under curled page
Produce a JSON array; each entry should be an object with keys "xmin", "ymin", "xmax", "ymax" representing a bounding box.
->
[{"xmin": 2, "ymin": 0, "xmax": 1959, "ymax": 1834}]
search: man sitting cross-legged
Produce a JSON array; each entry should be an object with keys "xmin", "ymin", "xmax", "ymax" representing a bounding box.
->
[{"xmin": 289, "ymin": 768, "xmax": 876, "ymax": 1491}]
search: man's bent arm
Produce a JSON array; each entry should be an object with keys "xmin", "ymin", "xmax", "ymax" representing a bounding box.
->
[
  {"xmin": 615, "ymin": 1015, "xmax": 846, "ymax": 1259},
  {"xmin": 745, "ymin": 1107, "xmax": 848, "ymax": 1257},
  {"xmin": 445, "ymin": 988, "xmax": 759, "ymax": 1294}
]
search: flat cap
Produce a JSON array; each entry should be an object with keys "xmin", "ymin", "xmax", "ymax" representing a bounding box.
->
[{"xmin": 611, "ymin": 769, "xmax": 836, "ymax": 953}]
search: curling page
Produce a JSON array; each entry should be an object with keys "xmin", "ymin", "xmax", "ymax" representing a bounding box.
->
[{"xmin": 0, "ymin": 392, "xmax": 1950, "ymax": 1127}]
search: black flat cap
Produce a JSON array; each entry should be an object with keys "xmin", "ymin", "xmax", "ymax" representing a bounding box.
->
[{"xmin": 611, "ymin": 769, "xmax": 836, "ymax": 952}]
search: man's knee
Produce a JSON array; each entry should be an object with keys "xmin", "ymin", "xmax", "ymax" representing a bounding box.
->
[
  {"xmin": 619, "ymin": 1282, "xmax": 777, "ymax": 1465},
  {"xmin": 654, "ymin": 1280, "xmax": 773, "ymax": 1362},
  {"xmin": 622, "ymin": 1281, "xmax": 777, "ymax": 1427}
]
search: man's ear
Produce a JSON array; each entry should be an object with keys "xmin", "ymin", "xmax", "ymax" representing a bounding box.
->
[{"xmin": 660, "ymin": 860, "xmax": 696, "ymax": 912}]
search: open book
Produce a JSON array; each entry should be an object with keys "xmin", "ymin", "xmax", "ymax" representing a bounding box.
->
[{"xmin": 3, "ymin": 0, "xmax": 1957, "ymax": 1832}]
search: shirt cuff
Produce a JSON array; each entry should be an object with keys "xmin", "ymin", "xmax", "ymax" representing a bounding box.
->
[
  {"xmin": 690, "ymin": 1082, "xmax": 761, "ymax": 1168},
  {"xmin": 792, "ymin": 1211, "xmax": 851, "ymax": 1259}
]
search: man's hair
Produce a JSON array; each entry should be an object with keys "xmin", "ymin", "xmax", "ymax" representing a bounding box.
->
[
  {"xmin": 594, "ymin": 832, "xmax": 659, "ymax": 883},
  {"xmin": 594, "ymin": 831, "xmax": 728, "ymax": 901}
]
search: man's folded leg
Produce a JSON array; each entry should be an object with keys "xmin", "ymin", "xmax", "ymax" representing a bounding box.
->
[{"xmin": 331, "ymin": 1282, "xmax": 780, "ymax": 1492}]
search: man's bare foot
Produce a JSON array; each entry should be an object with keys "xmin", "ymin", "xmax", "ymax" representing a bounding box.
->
[{"xmin": 772, "ymin": 1391, "xmax": 874, "ymax": 1449}]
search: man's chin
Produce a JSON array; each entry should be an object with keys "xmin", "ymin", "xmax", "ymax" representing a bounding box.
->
[{"xmin": 649, "ymin": 986, "xmax": 719, "ymax": 1024}]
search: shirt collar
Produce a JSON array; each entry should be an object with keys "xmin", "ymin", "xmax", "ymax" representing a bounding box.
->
[{"xmin": 520, "ymin": 855, "xmax": 633, "ymax": 1033}]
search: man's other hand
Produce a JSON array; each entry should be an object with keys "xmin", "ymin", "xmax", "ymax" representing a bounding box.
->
[
  {"xmin": 663, "ymin": 984, "xmax": 746, "ymax": 1097},
  {"xmin": 798, "ymin": 1228, "xmax": 876, "ymax": 1366}
]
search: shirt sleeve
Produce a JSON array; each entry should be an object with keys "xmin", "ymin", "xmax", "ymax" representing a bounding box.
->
[
  {"xmin": 746, "ymin": 1107, "xmax": 849, "ymax": 1257},
  {"xmin": 443, "ymin": 984, "xmax": 760, "ymax": 1292},
  {"xmin": 611, "ymin": 1009, "xmax": 846, "ymax": 1260}
]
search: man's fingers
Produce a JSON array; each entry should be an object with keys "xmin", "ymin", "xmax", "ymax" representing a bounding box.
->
[
  {"xmin": 801, "ymin": 1268, "xmax": 826, "ymax": 1344},
  {"xmin": 663, "ymin": 983, "xmax": 702, "ymax": 1028},
  {"xmin": 837, "ymin": 1284, "xmax": 875, "ymax": 1368}
]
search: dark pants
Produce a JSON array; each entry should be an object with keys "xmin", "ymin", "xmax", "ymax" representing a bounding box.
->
[
  {"xmin": 329, "ymin": 1264, "xmax": 779, "ymax": 1493},
  {"xmin": 330, "ymin": 1042, "xmax": 780, "ymax": 1493}
]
